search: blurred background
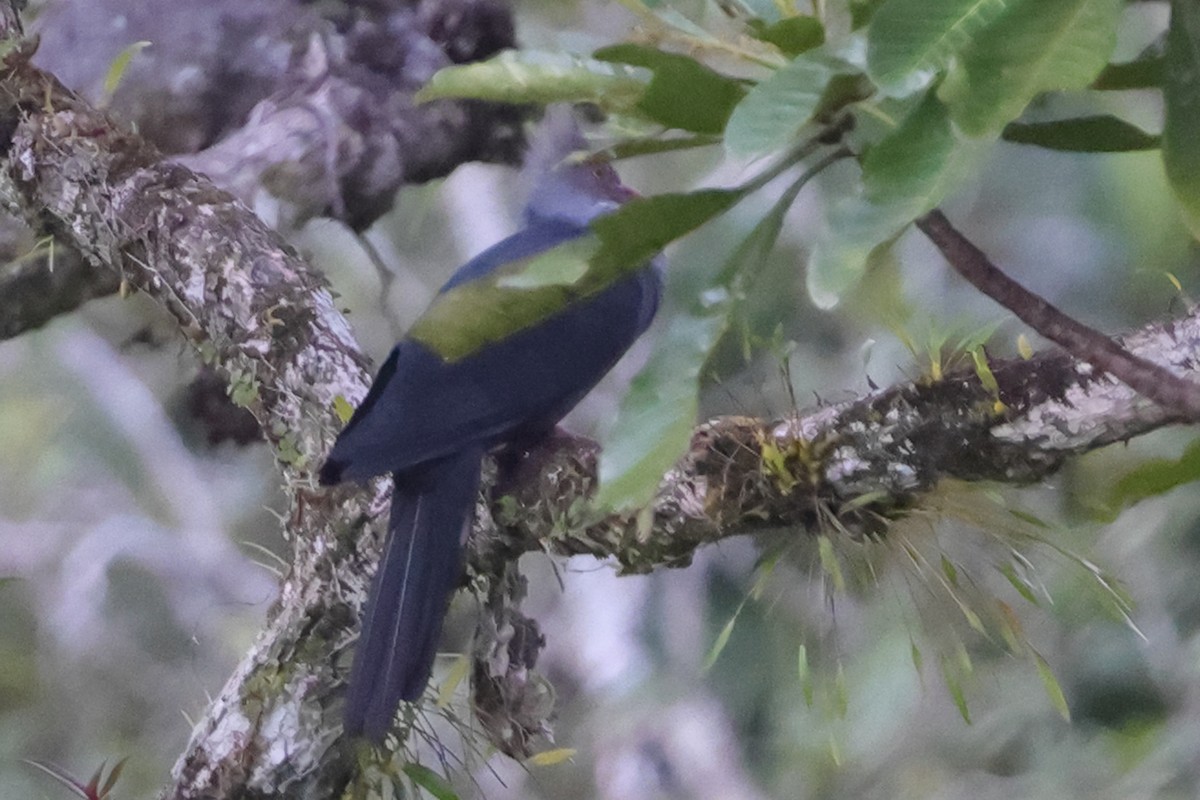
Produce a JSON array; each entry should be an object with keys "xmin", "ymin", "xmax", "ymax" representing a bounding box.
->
[{"xmin": 3, "ymin": 1, "xmax": 1200, "ymax": 798}]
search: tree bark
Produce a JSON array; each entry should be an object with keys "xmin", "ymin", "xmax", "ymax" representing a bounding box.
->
[{"xmin": 1, "ymin": 0, "xmax": 523, "ymax": 341}]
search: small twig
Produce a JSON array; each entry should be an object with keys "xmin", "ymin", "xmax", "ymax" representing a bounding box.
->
[{"xmin": 916, "ymin": 208, "xmax": 1200, "ymax": 420}]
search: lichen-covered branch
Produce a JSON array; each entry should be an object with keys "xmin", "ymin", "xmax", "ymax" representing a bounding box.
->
[
  {"xmin": 0, "ymin": 0, "xmax": 522, "ymax": 342},
  {"xmin": 470, "ymin": 313, "xmax": 1196, "ymax": 582},
  {"xmin": 172, "ymin": 0, "xmax": 523, "ymax": 232},
  {"xmin": 0, "ymin": 29, "xmax": 382, "ymax": 798}
]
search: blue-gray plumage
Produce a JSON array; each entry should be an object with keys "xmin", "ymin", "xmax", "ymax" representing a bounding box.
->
[{"xmin": 319, "ymin": 111, "xmax": 661, "ymax": 741}]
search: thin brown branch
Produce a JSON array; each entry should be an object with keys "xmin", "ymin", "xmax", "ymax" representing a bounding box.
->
[{"xmin": 917, "ymin": 208, "xmax": 1200, "ymax": 419}]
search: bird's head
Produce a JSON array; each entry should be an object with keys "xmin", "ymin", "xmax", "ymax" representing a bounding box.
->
[{"xmin": 523, "ymin": 106, "xmax": 636, "ymax": 226}]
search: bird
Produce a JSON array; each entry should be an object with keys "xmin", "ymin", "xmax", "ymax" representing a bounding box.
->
[{"xmin": 318, "ymin": 108, "xmax": 662, "ymax": 741}]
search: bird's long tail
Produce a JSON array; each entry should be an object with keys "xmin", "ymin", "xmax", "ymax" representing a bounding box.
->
[{"xmin": 343, "ymin": 448, "xmax": 483, "ymax": 741}]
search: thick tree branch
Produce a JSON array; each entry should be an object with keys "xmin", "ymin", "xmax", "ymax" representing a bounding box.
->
[
  {"xmin": 172, "ymin": 0, "xmax": 523, "ymax": 232},
  {"xmin": 0, "ymin": 29, "xmax": 379, "ymax": 797},
  {"xmin": 0, "ymin": 0, "xmax": 523, "ymax": 342},
  {"xmin": 3, "ymin": 8, "xmax": 1199, "ymax": 795},
  {"xmin": 468, "ymin": 310, "xmax": 1197, "ymax": 581}
]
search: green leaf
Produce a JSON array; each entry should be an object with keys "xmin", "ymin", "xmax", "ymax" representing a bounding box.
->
[
  {"xmin": 102, "ymin": 41, "xmax": 151, "ymax": 101},
  {"xmin": 939, "ymin": 0, "xmax": 1124, "ymax": 136},
  {"xmin": 817, "ymin": 535, "xmax": 846, "ymax": 592},
  {"xmin": 827, "ymin": 733, "xmax": 843, "ymax": 766},
  {"xmin": 229, "ymin": 372, "xmax": 260, "ymax": 408},
  {"xmin": 411, "ymin": 190, "xmax": 740, "ymax": 362},
  {"xmin": 1163, "ymin": 0, "xmax": 1200, "ymax": 236},
  {"xmin": 940, "ymin": 653, "xmax": 972, "ymax": 723},
  {"xmin": 590, "ymin": 190, "xmax": 744, "ymax": 275},
  {"xmin": 435, "ymin": 654, "xmax": 470, "ymax": 708},
  {"xmin": 1002, "ymin": 115, "xmax": 1160, "ymax": 152},
  {"xmin": 798, "ymin": 644, "xmax": 814, "ymax": 706},
  {"xmin": 969, "ymin": 346, "xmax": 1001, "ymax": 397},
  {"xmin": 651, "ymin": 6, "xmax": 726, "ymax": 42},
  {"xmin": 851, "ymin": 0, "xmax": 891, "ymax": 30},
  {"xmin": 750, "ymin": 16, "xmax": 826, "ymax": 56},
  {"xmin": 807, "ymin": 90, "xmax": 987, "ymax": 306},
  {"xmin": 999, "ymin": 561, "xmax": 1041, "ymax": 606},
  {"xmin": 867, "ymin": 0, "xmax": 1008, "ymax": 96},
  {"xmin": 495, "ymin": 236, "xmax": 598, "ymax": 289},
  {"xmin": 833, "ymin": 662, "xmax": 849, "ymax": 718},
  {"xmin": 724, "ymin": 55, "xmax": 831, "ymax": 158},
  {"xmin": 594, "ymin": 44, "xmax": 746, "ymax": 134},
  {"xmin": 1007, "ymin": 507, "xmax": 1051, "ymax": 529},
  {"xmin": 859, "ymin": 90, "xmax": 967, "ymax": 200},
  {"xmin": 809, "ymin": 208, "xmax": 899, "ymax": 312},
  {"xmin": 403, "ymin": 763, "xmax": 460, "ymax": 800},
  {"xmin": 1088, "ymin": 570, "xmax": 1141, "ymax": 634},
  {"xmin": 748, "ymin": 548, "xmax": 783, "ymax": 601},
  {"xmin": 595, "ymin": 183, "xmax": 800, "ymax": 511},
  {"xmin": 605, "ymin": 134, "xmax": 722, "ymax": 161},
  {"xmin": 995, "ymin": 600, "xmax": 1026, "ymax": 654},
  {"xmin": 406, "ymin": 238, "xmax": 603, "ymax": 362},
  {"xmin": 1108, "ymin": 437, "xmax": 1200, "ymax": 511},
  {"xmin": 957, "ymin": 599, "xmax": 986, "ymax": 635},
  {"xmin": 1032, "ymin": 648, "xmax": 1071, "ymax": 721},
  {"xmin": 414, "ymin": 50, "xmax": 649, "ymax": 112},
  {"xmin": 332, "ymin": 395, "xmax": 355, "ymax": 425},
  {"xmin": 940, "ymin": 555, "xmax": 959, "ymax": 587},
  {"xmin": 595, "ymin": 310, "xmax": 725, "ymax": 511},
  {"xmin": 528, "ymin": 748, "xmax": 578, "ymax": 767},
  {"xmin": 1093, "ymin": 54, "xmax": 1165, "ymax": 90},
  {"xmin": 704, "ymin": 607, "xmax": 742, "ymax": 670}
]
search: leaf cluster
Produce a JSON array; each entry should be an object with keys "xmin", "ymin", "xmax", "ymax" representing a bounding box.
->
[{"xmin": 413, "ymin": 0, "xmax": 1195, "ymax": 511}]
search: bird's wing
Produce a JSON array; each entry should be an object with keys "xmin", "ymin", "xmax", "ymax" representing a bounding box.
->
[
  {"xmin": 319, "ymin": 219, "xmax": 662, "ymax": 484},
  {"xmin": 323, "ymin": 259, "xmax": 659, "ymax": 483}
]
